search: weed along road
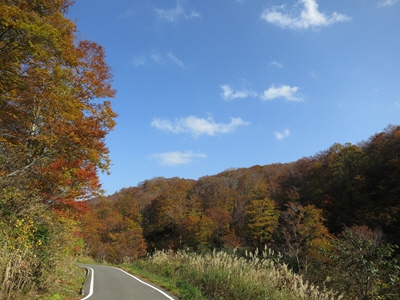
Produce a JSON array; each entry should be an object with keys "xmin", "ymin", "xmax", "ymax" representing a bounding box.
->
[{"xmin": 80, "ymin": 264, "xmax": 178, "ymax": 300}]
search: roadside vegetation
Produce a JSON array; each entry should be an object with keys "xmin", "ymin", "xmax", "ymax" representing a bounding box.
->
[
  {"xmin": 0, "ymin": 205, "xmax": 86, "ymax": 299},
  {"xmin": 123, "ymin": 248, "xmax": 342, "ymax": 300},
  {"xmin": 0, "ymin": 0, "xmax": 116, "ymax": 299}
]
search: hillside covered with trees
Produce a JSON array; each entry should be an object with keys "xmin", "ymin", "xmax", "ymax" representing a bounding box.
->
[
  {"xmin": 83, "ymin": 125, "xmax": 400, "ymax": 299},
  {"xmin": 1, "ymin": 0, "xmax": 399, "ymax": 299}
]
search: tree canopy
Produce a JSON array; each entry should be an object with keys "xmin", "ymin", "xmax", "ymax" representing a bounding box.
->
[
  {"xmin": 0, "ymin": 1, "xmax": 117, "ymax": 297},
  {"xmin": 0, "ymin": 0, "xmax": 116, "ymax": 208}
]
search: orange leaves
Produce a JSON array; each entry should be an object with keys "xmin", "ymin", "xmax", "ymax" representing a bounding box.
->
[
  {"xmin": 75, "ymin": 41, "xmax": 116, "ymax": 101},
  {"xmin": 0, "ymin": 2, "xmax": 117, "ymax": 297},
  {"xmin": 39, "ymin": 157, "xmax": 101, "ymax": 202},
  {"xmin": 81, "ymin": 198, "xmax": 147, "ymax": 263},
  {"xmin": 177, "ymin": 213, "xmax": 213, "ymax": 248},
  {"xmin": 275, "ymin": 202, "xmax": 332, "ymax": 272},
  {"xmin": 0, "ymin": 0, "xmax": 117, "ymax": 214}
]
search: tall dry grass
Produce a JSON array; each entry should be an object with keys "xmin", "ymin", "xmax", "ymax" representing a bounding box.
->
[
  {"xmin": 138, "ymin": 247, "xmax": 342, "ymax": 300},
  {"xmin": 0, "ymin": 211, "xmax": 85, "ymax": 299},
  {"xmin": 0, "ymin": 245, "xmax": 37, "ymax": 299}
]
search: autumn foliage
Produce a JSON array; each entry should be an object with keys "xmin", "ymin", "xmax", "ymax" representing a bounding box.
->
[
  {"xmin": 83, "ymin": 125, "xmax": 400, "ymax": 299},
  {"xmin": 0, "ymin": 0, "xmax": 116, "ymax": 205},
  {"xmin": 0, "ymin": 0, "xmax": 116, "ymax": 298}
]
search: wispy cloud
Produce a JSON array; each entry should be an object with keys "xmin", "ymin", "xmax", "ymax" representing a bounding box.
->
[
  {"xmin": 132, "ymin": 56, "xmax": 146, "ymax": 67},
  {"xmin": 220, "ymin": 85, "xmax": 257, "ymax": 101},
  {"xmin": 155, "ymin": 2, "xmax": 201, "ymax": 23},
  {"xmin": 150, "ymin": 53, "xmax": 163, "ymax": 64},
  {"xmin": 262, "ymin": 85, "xmax": 303, "ymax": 101},
  {"xmin": 310, "ymin": 70, "xmax": 318, "ymax": 79},
  {"xmin": 261, "ymin": 0, "xmax": 350, "ymax": 29},
  {"xmin": 121, "ymin": 8, "xmax": 136, "ymax": 18},
  {"xmin": 150, "ymin": 151, "xmax": 207, "ymax": 166},
  {"xmin": 274, "ymin": 129, "xmax": 290, "ymax": 140},
  {"xmin": 166, "ymin": 52, "xmax": 184, "ymax": 68},
  {"xmin": 151, "ymin": 116, "xmax": 250, "ymax": 137},
  {"xmin": 133, "ymin": 51, "xmax": 184, "ymax": 68},
  {"xmin": 150, "ymin": 51, "xmax": 184, "ymax": 66},
  {"xmin": 378, "ymin": 0, "xmax": 399, "ymax": 7},
  {"xmin": 269, "ymin": 61, "xmax": 283, "ymax": 69},
  {"xmin": 221, "ymin": 83, "xmax": 304, "ymax": 102}
]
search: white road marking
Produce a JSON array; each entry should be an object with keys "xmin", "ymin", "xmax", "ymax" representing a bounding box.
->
[
  {"xmin": 111, "ymin": 266, "xmax": 175, "ymax": 300},
  {"xmin": 80, "ymin": 267, "xmax": 94, "ymax": 299}
]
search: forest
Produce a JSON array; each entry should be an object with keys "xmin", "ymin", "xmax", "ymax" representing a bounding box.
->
[
  {"xmin": 83, "ymin": 124, "xmax": 400, "ymax": 299},
  {"xmin": 1, "ymin": 0, "xmax": 399, "ymax": 299}
]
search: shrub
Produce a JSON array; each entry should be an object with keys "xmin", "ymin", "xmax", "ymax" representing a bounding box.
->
[{"xmin": 327, "ymin": 226, "xmax": 400, "ymax": 300}]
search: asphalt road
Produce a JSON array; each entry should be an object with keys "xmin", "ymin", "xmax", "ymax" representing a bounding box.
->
[{"xmin": 79, "ymin": 264, "xmax": 178, "ymax": 300}]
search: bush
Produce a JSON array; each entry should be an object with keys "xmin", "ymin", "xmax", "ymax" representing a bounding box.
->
[{"xmin": 327, "ymin": 226, "xmax": 400, "ymax": 300}]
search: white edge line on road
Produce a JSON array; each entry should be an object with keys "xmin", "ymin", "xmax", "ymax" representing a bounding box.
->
[
  {"xmin": 111, "ymin": 266, "xmax": 175, "ymax": 300},
  {"xmin": 80, "ymin": 267, "xmax": 94, "ymax": 300}
]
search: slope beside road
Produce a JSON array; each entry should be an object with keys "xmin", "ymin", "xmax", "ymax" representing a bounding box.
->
[{"xmin": 79, "ymin": 264, "xmax": 179, "ymax": 300}]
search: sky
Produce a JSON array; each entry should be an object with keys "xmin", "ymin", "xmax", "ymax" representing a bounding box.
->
[{"xmin": 68, "ymin": 0, "xmax": 400, "ymax": 195}]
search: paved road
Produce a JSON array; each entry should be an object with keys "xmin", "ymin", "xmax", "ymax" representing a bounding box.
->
[{"xmin": 79, "ymin": 264, "xmax": 178, "ymax": 300}]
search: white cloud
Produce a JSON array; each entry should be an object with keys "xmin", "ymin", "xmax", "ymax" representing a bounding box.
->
[
  {"xmin": 269, "ymin": 61, "xmax": 283, "ymax": 69},
  {"xmin": 155, "ymin": 3, "xmax": 201, "ymax": 22},
  {"xmin": 378, "ymin": 0, "xmax": 399, "ymax": 7},
  {"xmin": 150, "ymin": 151, "xmax": 207, "ymax": 166},
  {"xmin": 262, "ymin": 85, "xmax": 302, "ymax": 101},
  {"xmin": 167, "ymin": 52, "xmax": 184, "ymax": 68},
  {"xmin": 132, "ymin": 56, "xmax": 146, "ymax": 67},
  {"xmin": 220, "ymin": 85, "xmax": 257, "ymax": 101},
  {"xmin": 274, "ymin": 129, "xmax": 290, "ymax": 140},
  {"xmin": 261, "ymin": 0, "xmax": 350, "ymax": 29},
  {"xmin": 133, "ymin": 51, "xmax": 184, "ymax": 68},
  {"xmin": 151, "ymin": 116, "xmax": 250, "ymax": 137},
  {"xmin": 150, "ymin": 53, "xmax": 163, "ymax": 64}
]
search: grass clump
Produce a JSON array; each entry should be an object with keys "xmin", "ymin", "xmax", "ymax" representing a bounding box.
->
[
  {"xmin": 37, "ymin": 259, "xmax": 86, "ymax": 300},
  {"xmin": 121, "ymin": 260, "xmax": 207, "ymax": 300},
  {"xmin": 127, "ymin": 247, "xmax": 342, "ymax": 300}
]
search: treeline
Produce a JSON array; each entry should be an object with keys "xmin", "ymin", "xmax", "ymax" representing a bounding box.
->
[
  {"xmin": 0, "ymin": 1, "xmax": 116, "ymax": 299},
  {"xmin": 83, "ymin": 125, "xmax": 400, "ymax": 299}
]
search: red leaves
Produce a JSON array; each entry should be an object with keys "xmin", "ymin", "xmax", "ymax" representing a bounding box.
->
[
  {"xmin": 75, "ymin": 41, "xmax": 116, "ymax": 101},
  {"xmin": 81, "ymin": 198, "xmax": 147, "ymax": 263},
  {"xmin": 0, "ymin": 0, "xmax": 117, "ymax": 217}
]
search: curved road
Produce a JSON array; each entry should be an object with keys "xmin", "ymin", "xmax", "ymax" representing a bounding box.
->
[{"xmin": 79, "ymin": 264, "xmax": 179, "ymax": 300}]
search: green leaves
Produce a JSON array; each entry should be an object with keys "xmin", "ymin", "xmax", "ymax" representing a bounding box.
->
[
  {"xmin": 245, "ymin": 198, "xmax": 279, "ymax": 247},
  {"xmin": 329, "ymin": 226, "xmax": 400, "ymax": 299}
]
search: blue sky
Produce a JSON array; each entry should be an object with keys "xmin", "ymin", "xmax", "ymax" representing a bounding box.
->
[{"xmin": 68, "ymin": 0, "xmax": 400, "ymax": 195}]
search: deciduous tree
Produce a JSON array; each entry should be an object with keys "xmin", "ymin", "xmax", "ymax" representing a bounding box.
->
[
  {"xmin": 274, "ymin": 202, "xmax": 332, "ymax": 273},
  {"xmin": 245, "ymin": 197, "xmax": 279, "ymax": 248},
  {"xmin": 329, "ymin": 226, "xmax": 400, "ymax": 300},
  {"xmin": 0, "ymin": 0, "xmax": 116, "ymax": 210},
  {"xmin": 0, "ymin": 1, "xmax": 116, "ymax": 297}
]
